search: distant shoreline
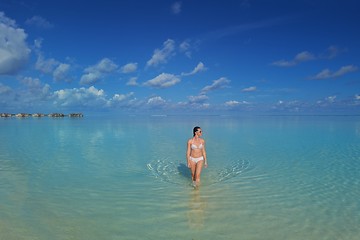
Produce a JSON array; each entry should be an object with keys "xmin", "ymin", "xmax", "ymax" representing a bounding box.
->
[{"xmin": 1, "ymin": 113, "xmax": 84, "ymax": 118}]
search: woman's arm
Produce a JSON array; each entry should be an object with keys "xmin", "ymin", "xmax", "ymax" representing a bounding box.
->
[
  {"xmin": 202, "ymin": 140, "xmax": 207, "ymax": 167},
  {"xmin": 186, "ymin": 139, "xmax": 191, "ymax": 168}
]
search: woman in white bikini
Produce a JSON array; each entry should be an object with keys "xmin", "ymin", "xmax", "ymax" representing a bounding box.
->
[{"xmin": 186, "ymin": 126, "xmax": 207, "ymax": 187}]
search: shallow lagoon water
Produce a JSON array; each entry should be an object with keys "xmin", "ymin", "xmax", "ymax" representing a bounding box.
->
[{"xmin": 1, "ymin": 115, "xmax": 360, "ymax": 239}]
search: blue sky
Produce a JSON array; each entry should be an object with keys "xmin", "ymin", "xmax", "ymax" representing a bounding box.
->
[{"xmin": 0, "ymin": 0, "xmax": 359, "ymax": 115}]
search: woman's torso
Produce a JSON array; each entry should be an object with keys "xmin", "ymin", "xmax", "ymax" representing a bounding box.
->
[{"xmin": 190, "ymin": 138, "xmax": 204, "ymax": 158}]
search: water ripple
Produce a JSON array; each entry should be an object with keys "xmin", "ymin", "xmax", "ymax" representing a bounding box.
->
[{"xmin": 147, "ymin": 157, "xmax": 253, "ymax": 186}]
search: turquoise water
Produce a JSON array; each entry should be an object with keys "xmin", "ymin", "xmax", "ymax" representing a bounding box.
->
[{"xmin": 1, "ymin": 115, "xmax": 360, "ymax": 239}]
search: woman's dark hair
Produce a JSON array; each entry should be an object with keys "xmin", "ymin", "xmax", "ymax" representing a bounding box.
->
[{"xmin": 193, "ymin": 126, "xmax": 201, "ymax": 136}]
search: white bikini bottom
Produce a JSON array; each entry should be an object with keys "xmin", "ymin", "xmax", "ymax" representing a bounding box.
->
[{"xmin": 190, "ymin": 156, "xmax": 204, "ymax": 164}]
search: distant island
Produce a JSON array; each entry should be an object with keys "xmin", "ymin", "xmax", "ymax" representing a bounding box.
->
[{"xmin": 0, "ymin": 113, "xmax": 84, "ymax": 118}]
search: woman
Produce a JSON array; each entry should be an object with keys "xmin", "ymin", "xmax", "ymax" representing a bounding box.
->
[{"xmin": 187, "ymin": 126, "xmax": 207, "ymax": 187}]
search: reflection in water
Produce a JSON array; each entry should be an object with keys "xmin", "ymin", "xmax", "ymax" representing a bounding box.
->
[{"xmin": 187, "ymin": 188, "xmax": 207, "ymax": 229}]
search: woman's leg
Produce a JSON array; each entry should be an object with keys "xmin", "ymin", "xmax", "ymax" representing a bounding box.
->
[
  {"xmin": 195, "ymin": 161, "xmax": 204, "ymax": 185},
  {"xmin": 189, "ymin": 160, "xmax": 197, "ymax": 182}
]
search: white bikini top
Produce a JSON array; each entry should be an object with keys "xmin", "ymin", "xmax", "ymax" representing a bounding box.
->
[{"xmin": 191, "ymin": 139, "xmax": 203, "ymax": 150}]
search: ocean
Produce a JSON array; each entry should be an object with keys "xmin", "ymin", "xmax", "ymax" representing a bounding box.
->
[{"xmin": 1, "ymin": 115, "xmax": 359, "ymax": 239}]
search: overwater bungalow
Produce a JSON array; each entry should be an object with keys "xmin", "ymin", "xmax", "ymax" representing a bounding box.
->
[
  {"xmin": 69, "ymin": 113, "xmax": 84, "ymax": 117},
  {"xmin": 0, "ymin": 113, "xmax": 13, "ymax": 117},
  {"xmin": 48, "ymin": 113, "xmax": 65, "ymax": 117},
  {"xmin": 32, "ymin": 113, "xmax": 46, "ymax": 117},
  {"xmin": 15, "ymin": 113, "xmax": 31, "ymax": 118},
  {"xmin": 1, "ymin": 112, "xmax": 83, "ymax": 118}
]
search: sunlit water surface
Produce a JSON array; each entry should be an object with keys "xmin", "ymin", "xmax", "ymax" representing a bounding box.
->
[{"xmin": 1, "ymin": 115, "xmax": 360, "ymax": 239}]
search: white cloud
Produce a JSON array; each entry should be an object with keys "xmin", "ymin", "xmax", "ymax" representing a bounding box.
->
[
  {"xmin": 311, "ymin": 69, "xmax": 331, "ymax": 80},
  {"xmin": 201, "ymin": 103, "xmax": 210, "ymax": 109},
  {"xmin": 108, "ymin": 92, "xmax": 135, "ymax": 107},
  {"xmin": 147, "ymin": 96, "xmax": 166, "ymax": 107},
  {"xmin": 80, "ymin": 72, "xmax": 100, "ymax": 85},
  {"xmin": 315, "ymin": 96, "xmax": 337, "ymax": 107},
  {"xmin": 171, "ymin": 2, "xmax": 182, "ymax": 14},
  {"xmin": 294, "ymin": 51, "xmax": 316, "ymax": 62},
  {"xmin": 178, "ymin": 101, "xmax": 210, "ymax": 110},
  {"xmin": 146, "ymin": 39, "xmax": 176, "ymax": 67},
  {"xmin": 273, "ymin": 46, "xmax": 346, "ymax": 68},
  {"xmin": 0, "ymin": 78, "xmax": 52, "ymax": 109},
  {"xmin": 355, "ymin": 94, "xmax": 360, "ymax": 100},
  {"xmin": 53, "ymin": 63, "xmax": 72, "ymax": 82},
  {"xmin": 91, "ymin": 58, "xmax": 118, "ymax": 73},
  {"xmin": 181, "ymin": 62, "xmax": 206, "ymax": 76},
  {"xmin": 143, "ymin": 73, "xmax": 180, "ymax": 88},
  {"xmin": 21, "ymin": 77, "xmax": 42, "ymax": 88},
  {"xmin": 179, "ymin": 40, "xmax": 192, "ymax": 58},
  {"xmin": 34, "ymin": 41, "xmax": 72, "ymax": 81},
  {"xmin": 0, "ymin": 12, "xmax": 16, "ymax": 26},
  {"xmin": 225, "ymin": 100, "xmax": 240, "ymax": 107},
  {"xmin": 121, "ymin": 62, "xmax": 137, "ymax": 73},
  {"xmin": 326, "ymin": 95, "xmax": 336, "ymax": 103},
  {"xmin": 80, "ymin": 58, "xmax": 118, "ymax": 85},
  {"xmin": 34, "ymin": 38, "xmax": 43, "ymax": 49},
  {"xmin": 25, "ymin": 16, "xmax": 53, "ymax": 29},
  {"xmin": 310, "ymin": 65, "xmax": 358, "ymax": 80},
  {"xmin": 241, "ymin": 86, "xmax": 256, "ymax": 92},
  {"xmin": 35, "ymin": 54, "xmax": 59, "ymax": 73},
  {"xmin": 53, "ymin": 86, "xmax": 108, "ymax": 107},
  {"xmin": 201, "ymin": 77, "xmax": 230, "ymax": 94},
  {"xmin": 111, "ymin": 92, "xmax": 134, "ymax": 102},
  {"xmin": 320, "ymin": 45, "xmax": 345, "ymax": 59},
  {"xmin": 333, "ymin": 65, "xmax": 358, "ymax": 77},
  {"xmin": 188, "ymin": 95, "xmax": 208, "ymax": 103},
  {"xmin": 272, "ymin": 100, "xmax": 304, "ymax": 112},
  {"xmin": 174, "ymin": 95, "xmax": 210, "ymax": 110},
  {"xmin": 179, "ymin": 40, "xmax": 190, "ymax": 52},
  {"xmin": 272, "ymin": 51, "xmax": 315, "ymax": 67},
  {"xmin": 2, "ymin": 82, "xmax": 136, "ymax": 109},
  {"xmin": 0, "ymin": 12, "xmax": 31, "ymax": 75},
  {"xmin": 126, "ymin": 77, "xmax": 139, "ymax": 86},
  {"xmin": 20, "ymin": 77, "xmax": 52, "ymax": 103},
  {"xmin": 225, "ymin": 100, "xmax": 250, "ymax": 107}
]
